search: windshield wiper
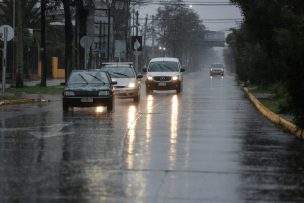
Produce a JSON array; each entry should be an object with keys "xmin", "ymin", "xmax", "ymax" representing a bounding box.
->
[
  {"xmin": 88, "ymin": 73, "xmax": 104, "ymax": 82},
  {"xmin": 78, "ymin": 73, "xmax": 88, "ymax": 85},
  {"xmin": 112, "ymin": 72, "xmax": 129, "ymax": 77}
]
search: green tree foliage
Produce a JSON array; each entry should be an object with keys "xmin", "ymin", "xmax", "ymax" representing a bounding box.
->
[
  {"xmin": 154, "ymin": 0, "xmax": 205, "ymax": 60},
  {"xmin": 228, "ymin": 0, "xmax": 304, "ymax": 127}
]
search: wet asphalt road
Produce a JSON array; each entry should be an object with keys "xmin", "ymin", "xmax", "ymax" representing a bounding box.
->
[{"xmin": 1, "ymin": 69, "xmax": 304, "ymax": 203}]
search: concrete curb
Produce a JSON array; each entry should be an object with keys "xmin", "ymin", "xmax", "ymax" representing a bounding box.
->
[
  {"xmin": 0, "ymin": 98, "xmax": 48, "ymax": 106},
  {"xmin": 243, "ymin": 87, "xmax": 304, "ymax": 138}
]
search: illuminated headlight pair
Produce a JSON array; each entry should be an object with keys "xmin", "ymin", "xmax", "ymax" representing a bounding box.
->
[
  {"xmin": 64, "ymin": 91, "xmax": 74, "ymax": 96},
  {"xmin": 99, "ymin": 91, "xmax": 109, "ymax": 96}
]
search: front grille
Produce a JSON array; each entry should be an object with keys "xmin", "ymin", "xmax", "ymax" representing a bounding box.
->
[
  {"xmin": 154, "ymin": 76, "xmax": 171, "ymax": 81},
  {"xmin": 74, "ymin": 91, "xmax": 99, "ymax": 96},
  {"xmin": 115, "ymin": 86, "xmax": 126, "ymax": 89}
]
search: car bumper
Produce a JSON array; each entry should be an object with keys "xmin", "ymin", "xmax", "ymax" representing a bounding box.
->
[
  {"xmin": 146, "ymin": 80, "xmax": 181, "ymax": 90},
  {"xmin": 114, "ymin": 88, "xmax": 140, "ymax": 98},
  {"xmin": 63, "ymin": 96, "xmax": 113, "ymax": 107},
  {"xmin": 210, "ymin": 71, "xmax": 224, "ymax": 75}
]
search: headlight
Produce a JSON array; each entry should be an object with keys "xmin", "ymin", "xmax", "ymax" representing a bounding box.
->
[
  {"xmin": 64, "ymin": 91, "xmax": 74, "ymax": 96},
  {"xmin": 128, "ymin": 83, "xmax": 136, "ymax": 88},
  {"xmin": 172, "ymin": 76, "xmax": 179, "ymax": 81},
  {"xmin": 147, "ymin": 76, "xmax": 153, "ymax": 81},
  {"xmin": 99, "ymin": 91, "xmax": 109, "ymax": 96}
]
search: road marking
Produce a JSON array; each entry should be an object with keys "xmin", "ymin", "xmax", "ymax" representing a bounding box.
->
[{"xmin": 0, "ymin": 123, "xmax": 73, "ymax": 138}]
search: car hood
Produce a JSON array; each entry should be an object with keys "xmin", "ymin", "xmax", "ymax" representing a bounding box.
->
[
  {"xmin": 111, "ymin": 78, "xmax": 137, "ymax": 86},
  {"xmin": 146, "ymin": 72, "xmax": 181, "ymax": 77},
  {"xmin": 65, "ymin": 84, "xmax": 111, "ymax": 91}
]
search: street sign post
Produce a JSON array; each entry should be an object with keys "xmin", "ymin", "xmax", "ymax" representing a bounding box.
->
[
  {"xmin": 131, "ymin": 36, "xmax": 142, "ymax": 72},
  {"xmin": 80, "ymin": 36, "xmax": 93, "ymax": 69},
  {"xmin": 0, "ymin": 25, "xmax": 14, "ymax": 96}
]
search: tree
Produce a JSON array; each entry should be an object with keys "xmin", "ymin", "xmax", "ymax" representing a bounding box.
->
[
  {"xmin": 61, "ymin": 0, "xmax": 73, "ymax": 82},
  {"xmin": 229, "ymin": 0, "xmax": 304, "ymax": 127},
  {"xmin": 154, "ymin": 0, "xmax": 205, "ymax": 63},
  {"xmin": 0, "ymin": 0, "xmax": 41, "ymax": 87}
]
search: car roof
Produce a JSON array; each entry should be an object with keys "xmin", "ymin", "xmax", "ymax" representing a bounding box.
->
[
  {"xmin": 102, "ymin": 62, "xmax": 133, "ymax": 65},
  {"xmin": 149, "ymin": 57, "xmax": 180, "ymax": 63},
  {"xmin": 71, "ymin": 69, "xmax": 107, "ymax": 73}
]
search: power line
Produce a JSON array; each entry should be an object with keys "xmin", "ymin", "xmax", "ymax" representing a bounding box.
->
[{"xmin": 130, "ymin": 1, "xmax": 233, "ymax": 6}]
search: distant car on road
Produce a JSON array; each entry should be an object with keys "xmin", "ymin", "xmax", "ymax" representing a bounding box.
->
[
  {"xmin": 210, "ymin": 63, "xmax": 224, "ymax": 76},
  {"xmin": 100, "ymin": 62, "xmax": 143, "ymax": 102},
  {"xmin": 62, "ymin": 69, "xmax": 116, "ymax": 112},
  {"xmin": 143, "ymin": 57, "xmax": 185, "ymax": 94}
]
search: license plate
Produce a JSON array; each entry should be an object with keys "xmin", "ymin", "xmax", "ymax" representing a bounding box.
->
[
  {"xmin": 158, "ymin": 82, "xmax": 166, "ymax": 86},
  {"xmin": 81, "ymin": 98, "xmax": 93, "ymax": 102}
]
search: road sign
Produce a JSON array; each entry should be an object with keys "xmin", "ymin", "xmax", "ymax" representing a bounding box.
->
[
  {"xmin": 0, "ymin": 25, "xmax": 14, "ymax": 41},
  {"xmin": 80, "ymin": 36, "xmax": 93, "ymax": 49},
  {"xmin": 131, "ymin": 36, "xmax": 142, "ymax": 51},
  {"xmin": 80, "ymin": 36, "xmax": 94, "ymax": 69}
]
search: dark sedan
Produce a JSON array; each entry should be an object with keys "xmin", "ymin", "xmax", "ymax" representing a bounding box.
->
[{"xmin": 62, "ymin": 70, "xmax": 116, "ymax": 112}]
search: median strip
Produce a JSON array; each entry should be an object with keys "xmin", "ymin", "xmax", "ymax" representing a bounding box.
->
[{"xmin": 0, "ymin": 98, "xmax": 48, "ymax": 106}]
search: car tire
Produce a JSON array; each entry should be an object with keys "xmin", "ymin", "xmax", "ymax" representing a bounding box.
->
[
  {"xmin": 176, "ymin": 84, "xmax": 182, "ymax": 94},
  {"xmin": 63, "ymin": 101, "xmax": 69, "ymax": 112},
  {"xmin": 146, "ymin": 86, "xmax": 152, "ymax": 95},
  {"xmin": 107, "ymin": 99, "xmax": 114, "ymax": 112},
  {"xmin": 134, "ymin": 94, "xmax": 140, "ymax": 103}
]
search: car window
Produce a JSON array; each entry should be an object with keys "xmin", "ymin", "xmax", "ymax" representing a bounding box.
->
[
  {"xmin": 148, "ymin": 61, "xmax": 180, "ymax": 72},
  {"xmin": 68, "ymin": 71, "xmax": 109, "ymax": 84},
  {"xmin": 102, "ymin": 66, "xmax": 136, "ymax": 78},
  {"xmin": 211, "ymin": 64, "xmax": 224, "ymax": 68}
]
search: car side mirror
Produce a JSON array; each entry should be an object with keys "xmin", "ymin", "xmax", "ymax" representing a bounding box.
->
[
  {"xmin": 142, "ymin": 68, "xmax": 147, "ymax": 72},
  {"xmin": 111, "ymin": 81, "xmax": 117, "ymax": 85},
  {"xmin": 137, "ymin": 74, "xmax": 143, "ymax": 79},
  {"xmin": 181, "ymin": 68, "xmax": 185, "ymax": 72}
]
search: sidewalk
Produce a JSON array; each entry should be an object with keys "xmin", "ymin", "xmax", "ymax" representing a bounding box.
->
[
  {"xmin": 243, "ymin": 87, "xmax": 304, "ymax": 138},
  {"xmin": 0, "ymin": 79, "xmax": 64, "ymax": 105},
  {"xmin": 24, "ymin": 79, "xmax": 65, "ymax": 87}
]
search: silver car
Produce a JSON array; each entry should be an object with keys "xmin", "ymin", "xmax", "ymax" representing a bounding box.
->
[
  {"xmin": 210, "ymin": 63, "xmax": 224, "ymax": 76},
  {"xmin": 101, "ymin": 62, "xmax": 143, "ymax": 102}
]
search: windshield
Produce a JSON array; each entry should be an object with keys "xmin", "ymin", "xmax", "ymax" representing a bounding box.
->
[
  {"xmin": 148, "ymin": 61, "xmax": 180, "ymax": 72},
  {"xmin": 68, "ymin": 71, "xmax": 109, "ymax": 85},
  {"xmin": 211, "ymin": 64, "xmax": 224, "ymax": 69},
  {"xmin": 102, "ymin": 66, "xmax": 136, "ymax": 78}
]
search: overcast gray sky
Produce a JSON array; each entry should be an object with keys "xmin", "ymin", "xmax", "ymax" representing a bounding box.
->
[{"xmin": 137, "ymin": 0, "xmax": 243, "ymax": 31}]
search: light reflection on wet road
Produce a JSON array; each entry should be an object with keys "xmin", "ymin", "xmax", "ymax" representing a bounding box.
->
[{"xmin": 1, "ymin": 70, "xmax": 304, "ymax": 202}]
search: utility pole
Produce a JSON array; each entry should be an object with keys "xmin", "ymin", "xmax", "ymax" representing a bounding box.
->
[
  {"xmin": 99, "ymin": 21, "xmax": 102, "ymax": 67},
  {"xmin": 15, "ymin": 0, "xmax": 23, "ymax": 87},
  {"xmin": 151, "ymin": 15, "xmax": 155, "ymax": 58},
  {"xmin": 136, "ymin": 11, "xmax": 139, "ymax": 36},
  {"xmin": 107, "ymin": 8, "xmax": 111, "ymax": 61},
  {"xmin": 12, "ymin": 0, "xmax": 15, "ymax": 79},
  {"xmin": 143, "ymin": 14, "xmax": 148, "ymax": 64},
  {"xmin": 40, "ymin": 0, "xmax": 46, "ymax": 87},
  {"xmin": 74, "ymin": 0, "xmax": 80, "ymax": 69},
  {"xmin": 125, "ymin": 0, "xmax": 130, "ymax": 60}
]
